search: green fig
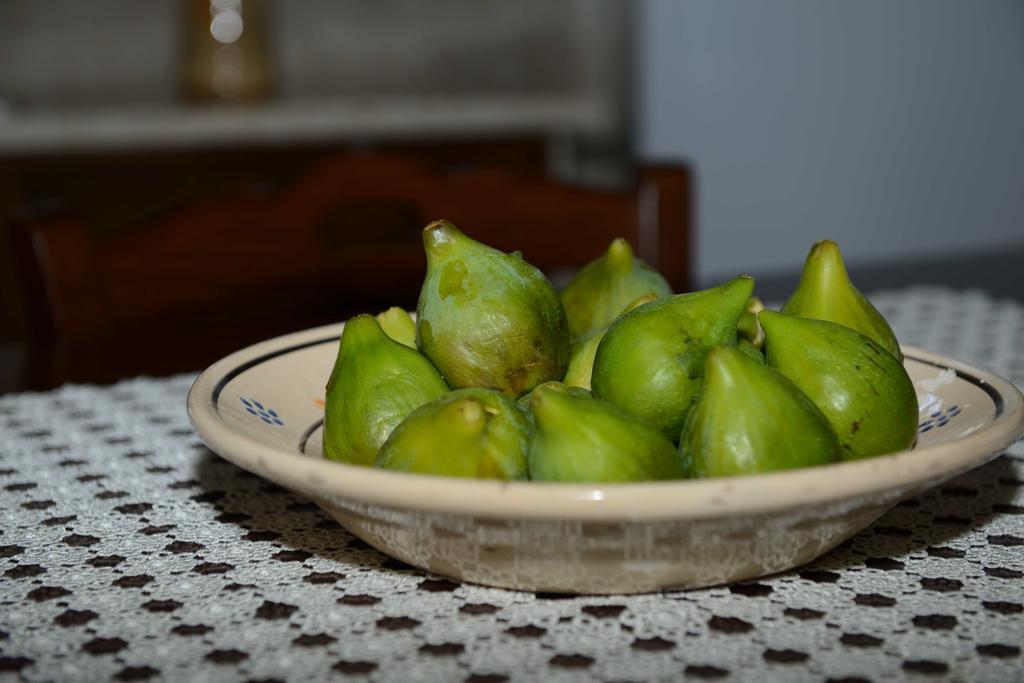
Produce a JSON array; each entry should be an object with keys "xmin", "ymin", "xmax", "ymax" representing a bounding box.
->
[
  {"xmin": 376, "ymin": 389, "xmax": 530, "ymax": 480},
  {"xmin": 679, "ymin": 346, "xmax": 840, "ymax": 478},
  {"xmin": 563, "ymin": 293, "xmax": 658, "ymax": 390},
  {"xmin": 782, "ymin": 240, "xmax": 902, "ymax": 360},
  {"xmin": 376, "ymin": 306, "xmax": 417, "ymax": 348},
  {"xmin": 591, "ymin": 275, "xmax": 755, "ymax": 439},
  {"xmin": 563, "ymin": 332, "xmax": 601, "ymax": 391},
  {"xmin": 416, "ymin": 220, "xmax": 570, "ymax": 397},
  {"xmin": 759, "ymin": 311, "xmax": 918, "ymax": 460},
  {"xmin": 528, "ymin": 384, "xmax": 684, "ymax": 483},
  {"xmin": 323, "ymin": 315, "xmax": 449, "ymax": 466},
  {"xmin": 737, "ymin": 297, "xmax": 765, "ymax": 348},
  {"xmin": 518, "ymin": 380, "xmax": 591, "ymax": 414},
  {"xmin": 737, "ymin": 338, "xmax": 765, "ymax": 364},
  {"xmin": 560, "ymin": 238, "xmax": 672, "ymax": 339}
]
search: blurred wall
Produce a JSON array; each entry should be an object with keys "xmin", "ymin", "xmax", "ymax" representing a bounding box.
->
[
  {"xmin": 0, "ymin": 2, "xmax": 180, "ymax": 108},
  {"xmin": 638, "ymin": 0, "xmax": 1024, "ymax": 285},
  {"xmin": 0, "ymin": 0, "xmax": 626, "ymax": 110}
]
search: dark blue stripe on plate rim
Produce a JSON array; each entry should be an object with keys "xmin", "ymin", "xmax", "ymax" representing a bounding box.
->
[{"xmin": 211, "ymin": 335, "xmax": 339, "ymax": 406}]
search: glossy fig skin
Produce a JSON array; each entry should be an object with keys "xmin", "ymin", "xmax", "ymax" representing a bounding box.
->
[
  {"xmin": 759, "ymin": 311, "xmax": 918, "ymax": 460},
  {"xmin": 323, "ymin": 315, "xmax": 449, "ymax": 466},
  {"xmin": 376, "ymin": 306, "xmax": 417, "ymax": 348},
  {"xmin": 416, "ymin": 220, "xmax": 570, "ymax": 397},
  {"xmin": 591, "ymin": 275, "xmax": 755, "ymax": 439},
  {"xmin": 782, "ymin": 240, "xmax": 902, "ymax": 361},
  {"xmin": 375, "ymin": 389, "xmax": 530, "ymax": 480},
  {"xmin": 563, "ymin": 331, "xmax": 602, "ymax": 391},
  {"xmin": 737, "ymin": 338, "xmax": 765, "ymax": 364},
  {"xmin": 528, "ymin": 384, "xmax": 684, "ymax": 483},
  {"xmin": 563, "ymin": 294, "xmax": 658, "ymax": 390},
  {"xmin": 518, "ymin": 380, "xmax": 591, "ymax": 413},
  {"xmin": 679, "ymin": 346, "xmax": 840, "ymax": 478},
  {"xmin": 560, "ymin": 238, "xmax": 672, "ymax": 339}
]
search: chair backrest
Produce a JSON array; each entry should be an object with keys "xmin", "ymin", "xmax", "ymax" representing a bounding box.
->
[{"xmin": 10, "ymin": 153, "xmax": 690, "ymax": 387}]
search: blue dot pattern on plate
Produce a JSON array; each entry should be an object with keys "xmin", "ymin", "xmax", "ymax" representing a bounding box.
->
[
  {"xmin": 240, "ymin": 397, "xmax": 284, "ymax": 426},
  {"xmin": 918, "ymin": 405, "xmax": 961, "ymax": 433}
]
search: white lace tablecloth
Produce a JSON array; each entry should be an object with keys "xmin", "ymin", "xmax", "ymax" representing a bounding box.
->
[{"xmin": 2, "ymin": 287, "xmax": 1022, "ymax": 683}]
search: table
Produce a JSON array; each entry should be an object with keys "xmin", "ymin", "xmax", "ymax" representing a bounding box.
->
[{"xmin": 1, "ymin": 287, "xmax": 1022, "ymax": 682}]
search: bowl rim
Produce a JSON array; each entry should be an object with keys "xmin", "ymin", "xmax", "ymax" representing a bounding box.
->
[{"xmin": 187, "ymin": 322, "xmax": 1024, "ymax": 522}]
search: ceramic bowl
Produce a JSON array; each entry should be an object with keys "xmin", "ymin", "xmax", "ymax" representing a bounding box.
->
[{"xmin": 187, "ymin": 322, "xmax": 1024, "ymax": 594}]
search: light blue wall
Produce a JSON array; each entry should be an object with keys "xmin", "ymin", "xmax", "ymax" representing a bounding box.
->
[{"xmin": 637, "ymin": 0, "xmax": 1024, "ymax": 284}]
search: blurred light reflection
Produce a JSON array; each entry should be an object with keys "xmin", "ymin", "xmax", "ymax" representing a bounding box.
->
[
  {"xmin": 208, "ymin": 0, "xmax": 245, "ymax": 97},
  {"xmin": 210, "ymin": 2, "xmax": 244, "ymax": 44}
]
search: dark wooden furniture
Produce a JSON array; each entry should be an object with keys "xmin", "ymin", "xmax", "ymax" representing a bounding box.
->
[{"xmin": 9, "ymin": 154, "xmax": 690, "ymax": 389}]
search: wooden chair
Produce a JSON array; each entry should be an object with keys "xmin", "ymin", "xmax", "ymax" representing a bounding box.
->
[{"xmin": 9, "ymin": 153, "xmax": 690, "ymax": 388}]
